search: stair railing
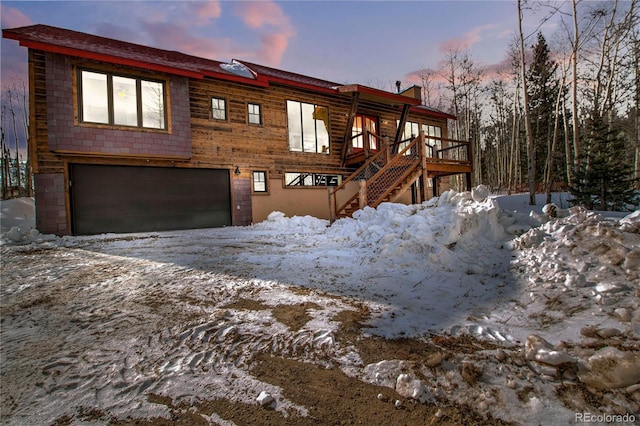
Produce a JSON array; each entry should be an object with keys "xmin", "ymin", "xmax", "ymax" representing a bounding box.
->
[
  {"xmin": 365, "ymin": 135, "xmax": 422, "ymax": 207},
  {"xmin": 330, "ymin": 132, "xmax": 427, "ymax": 220}
]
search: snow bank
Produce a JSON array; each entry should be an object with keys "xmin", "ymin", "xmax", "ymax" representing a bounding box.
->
[
  {"xmin": 325, "ymin": 187, "xmax": 536, "ymax": 273},
  {"xmin": 0, "ymin": 197, "xmax": 57, "ymax": 245},
  {"xmin": 0, "ymin": 197, "xmax": 35, "ymax": 231},
  {"xmin": 251, "ymin": 211, "xmax": 329, "ymax": 233}
]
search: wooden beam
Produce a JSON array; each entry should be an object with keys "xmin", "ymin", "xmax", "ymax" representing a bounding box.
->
[
  {"xmin": 340, "ymin": 92, "xmax": 360, "ymax": 166},
  {"xmin": 392, "ymin": 104, "xmax": 411, "ymax": 154}
]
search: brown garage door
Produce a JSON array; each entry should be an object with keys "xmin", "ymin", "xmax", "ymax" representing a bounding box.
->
[{"xmin": 70, "ymin": 164, "xmax": 231, "ymax": 235}]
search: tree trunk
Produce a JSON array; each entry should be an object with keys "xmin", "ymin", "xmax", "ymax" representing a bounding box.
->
[
  {"xmin": 571, "ymin": 0, "xmax": 581, "ymax": 176},
  {"xmin": 518, "ymin": 0, "xmax": 537, "ymax": 205}
]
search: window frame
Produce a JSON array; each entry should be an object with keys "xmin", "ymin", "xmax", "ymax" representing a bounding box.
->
[
  {"xmin": 211, "ymin": 96, "xmax": 228, "ymax": 121},
  {"xmin": 252, "ymin": 170, "xmax": 268, "ymax": 193},
  {"xmin": 284, "ymin": 172, "xmax": 342, "ymax": 188},
  {"xmin": 286, "ymin": 100, "xmax": 330, "ymax": 154},
  {"xmin": 77, "ymin": 68, "xmax": 167, "ymax": 130},
  {"xmin": 247, "ymin": 102, "xmax": 262, "ymax": 125}
]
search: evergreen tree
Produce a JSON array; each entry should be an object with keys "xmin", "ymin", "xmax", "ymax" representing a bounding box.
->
[
  {"xmin": 570, "ymin": 114, "xmax": 639, "ymax": 211},
  {"xmin": 527, "ymin": 33, "xmax": 561, "ymax": 185}
]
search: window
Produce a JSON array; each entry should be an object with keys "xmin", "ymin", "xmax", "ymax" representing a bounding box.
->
[
  {"xmin": 79, "ymin": 70, "xmax": 166, "ymax": 129},
  {"xmin": 248, "ymin": 103, "xmax": 262, "ymax": 125},
  {"xmin": 397, "ymin": 121, "xmax": 442, "ymax": 155},
  {"xmin": 352, "ymin": 115, "xmax": 378, "ymax": 150},
  {"xmin": 425, "ymin": 125, "xmax": 442, "ymax": 151},
  {"xmin": 211, "ymin": 97, "xmax": 227, "ymax": 120},
  {"xmin": 286, "ymin": 100, "xmax": 329, "ymax": 154},
  {"xmin": 252, "ymin": 171, "xmax": 267, "ymax": 192},
  {"xmin": 285, "ymin": 172, "xmax": 342, "ymax": 187}
]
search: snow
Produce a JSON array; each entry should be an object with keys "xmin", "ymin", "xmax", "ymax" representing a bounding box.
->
[{"xmin": 1, "ymin": 187, "xmax": 638, "ymax": 425}]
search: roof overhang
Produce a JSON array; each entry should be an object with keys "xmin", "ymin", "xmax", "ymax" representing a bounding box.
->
[
  {"xmin": 2, "ymin": 27, "xmax": 269, "ymax": 87},
  {"xmin": 410, "ymin": 105, "xmax": 457, "ymax": 121},
  {"xmin": 337, "ymin": 84, "xmax": 421, "ymax": 106}
]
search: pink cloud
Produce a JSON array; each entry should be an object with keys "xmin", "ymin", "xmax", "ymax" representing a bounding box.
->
[
  {"xmin": 233, "ymin": 0, "xmax": 294, "ymax": 66},
  {"xmin": 234, "ymin": 1, "xmax": 289, "ymax": 29},
  {"xmin": 439, "ymin": 24, "xmax": 498, "ymax": 54},
  {"xmin": 187, "ymin": 1, "xmax": 222, "ymax": 26},
  {"xmin": 257, "ymin": 32, "xmax": 289, "ymax": 66},
  {"xmin": 141, "ymin": 21, "xmax": 223, "ymax": 59},
  {"xmin": 0, "ymin": 5, "xmax": 33, "ymax": 28}
]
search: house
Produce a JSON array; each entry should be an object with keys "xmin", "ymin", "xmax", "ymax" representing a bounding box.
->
[{"xmin": 2, "ymin": 24, "xmax": 472, "ymax": 236}]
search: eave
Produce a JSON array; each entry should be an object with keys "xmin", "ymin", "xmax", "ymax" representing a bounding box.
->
[
  {"xmin": 337, "ymin": 84, "xmax": 421, "ymax": 106},
  {"xmin": 3, "ymin": 30, "xmax": 268, "ymax": 87}
]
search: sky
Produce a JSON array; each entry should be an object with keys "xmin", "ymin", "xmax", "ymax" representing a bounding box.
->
[{"xmin": 1, "ymin": 0, "xmax": 549, "ymax": 93}]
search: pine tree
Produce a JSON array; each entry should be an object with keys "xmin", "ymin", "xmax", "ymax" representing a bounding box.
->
[
  {"xmin": 527, "ymin": 33, "xmax": 561, "ymax": 185},
  {"xmin": 570, "ymin": 114, "xmax": 639, "ymax": 211}
]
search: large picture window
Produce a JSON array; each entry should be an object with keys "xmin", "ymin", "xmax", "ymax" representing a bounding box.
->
[
  {"xmin": 286, "ymin": 100, "xmax": 329, "ymax": 154},
  {"xmin": 79, "ymin": 70, "xmax": 166, "ymax": 129}
]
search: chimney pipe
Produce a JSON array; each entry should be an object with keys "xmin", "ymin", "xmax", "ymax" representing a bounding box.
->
[{"xmin": 395, "ymin": 80, "xmax": 401, "ymax": 93}]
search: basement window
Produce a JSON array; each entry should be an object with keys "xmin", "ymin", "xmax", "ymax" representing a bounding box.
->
[
  {"xmin": 79, "ymin": 69, "xmax": 166, "ymax": 129},
  {"xmin": 252, "ymin": 171, "xmax": 268, "ymax": 193},
  {"xmin": 285, "ymin": 172, "xmax": 341, "ymax": 187}
]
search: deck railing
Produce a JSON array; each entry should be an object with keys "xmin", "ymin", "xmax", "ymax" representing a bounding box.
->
[{"xmin": 330, "ymin": 132, "xmax": 472, "ymax": 220}]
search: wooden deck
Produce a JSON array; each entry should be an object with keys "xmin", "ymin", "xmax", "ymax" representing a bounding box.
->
[
  {"xmin": 344, "ymin": 135, "xmax": 472, "ymax": 178},
  {"xmin": 331, "ymin": 132, "xmax": 473, "ymax": 220}
]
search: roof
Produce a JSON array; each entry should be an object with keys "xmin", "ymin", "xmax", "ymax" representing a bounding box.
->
[
  {"xmin": 2, "ymin": 24, "xmax": 267, "ymax": 86},
  {"xmin": 3, "ymin": 24, "xmax": 455, "ymax": 119},
  {"xmin": 410, "ymin": 105, "xmax": 456, "ymax": 120}
]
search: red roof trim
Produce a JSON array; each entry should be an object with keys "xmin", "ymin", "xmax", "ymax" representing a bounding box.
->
[
  {"xmin": 16, "ymin": 39, "xmax": 205, "ymax": 79},
  {"xmin": 263, "ymin": 75, "xmax": 338, "ymax": 95},
  {"xmin": 338, "ymin": 84, "xmax": 421, "ymax": 106},
  {"xmin": 409, "ymin": 105, "xmax": 457, "ymax": 120},
  {"xmin": 200, "ymin": 69, "xmax": 270, "ymax": 87}
]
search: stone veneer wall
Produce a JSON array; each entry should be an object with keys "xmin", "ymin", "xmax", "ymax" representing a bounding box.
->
[
  {"xmin": 34, "ymin": 173, "xmax": 68, "ymax": 235},
  {"xmin": 232, "ymin": 178, "xmax": 253, "ymax": 226},
  {"xmin": 45, "ymin": 53, "xmax": 192, "ymax": 157}
]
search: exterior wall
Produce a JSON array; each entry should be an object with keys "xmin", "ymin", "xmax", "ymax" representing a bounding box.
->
[
  {"xmin": 27, "ymin": 48, "xmax": 454, "ymax": 235},
  {"xmin": 34, "ymin": 173, "xmax": 68, "ymax": 235},
  {"xmin": 45, "ymin": 53, "xmax": 192, "ymax": 158},
  {"xmin": 232, "ymin": 177, "xmax": 253, "ymax": 226},
  {"xmin": 252, "ymin": 179, "xmax": 332, "ymax": 223}
]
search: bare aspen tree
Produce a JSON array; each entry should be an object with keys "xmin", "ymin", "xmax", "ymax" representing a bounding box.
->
[
  {"xmin": 7, "ymin": 89, "xmax": 22, "ymax": 195},
  {"xmin": 20, "ymin": 79, "xmax": 32, "ymax": 197},
  {"xmin": 635, "ymin": 26, "xmax": 640, "ymax": 187},
  {"xmin": 518, "ymin": 0, "xmax": 537, "ymax": 204},
  {"xmin": 571, "ymin": 0, "xmax": 581, "ymax": 171}
]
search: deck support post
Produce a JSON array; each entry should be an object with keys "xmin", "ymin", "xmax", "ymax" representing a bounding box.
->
[
  {"xmin": 358, "ymin": 180, "xmax": 367, "ymax": 209},
  {"xmin": 418, "ymin": 130, "xmax": 429, "ymax": 203},
  {"xmin": 328, "ymin": 187, "xmax": 336, "ymax": 222}
]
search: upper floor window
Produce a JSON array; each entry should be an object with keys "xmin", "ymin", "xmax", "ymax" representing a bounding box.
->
[
  {"xmin": 79, "ymin": 70, "xmax": 166, "ymax": 129},
  {"xmin": 286, "ymin": 100, "xmax": 329, "ymax": 154},
  {"xmin": 397, "ymin": 121, "xmax": 442, "ymax": 154},
  {"xmin": 211, "ymin": 97, "xmax": 227, "ymax": 120},
  {"xmin": 248, "ymin": 103, "xmax": 262, "ymax": 125}
]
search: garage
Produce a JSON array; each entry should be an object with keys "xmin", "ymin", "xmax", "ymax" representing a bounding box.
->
[{"xmin": 70, "ymin": 164, "xmax": 232, "ymax": 235}]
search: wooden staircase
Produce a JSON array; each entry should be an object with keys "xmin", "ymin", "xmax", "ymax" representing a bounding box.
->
[{"xmin": 330, "ymin": 134, "xmax": 428, "ymax": 220}]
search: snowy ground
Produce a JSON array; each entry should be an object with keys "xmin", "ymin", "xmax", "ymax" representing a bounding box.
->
[{"xmin": 1, "ymin": 188, "xmax": 639, "ymax": 425}]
